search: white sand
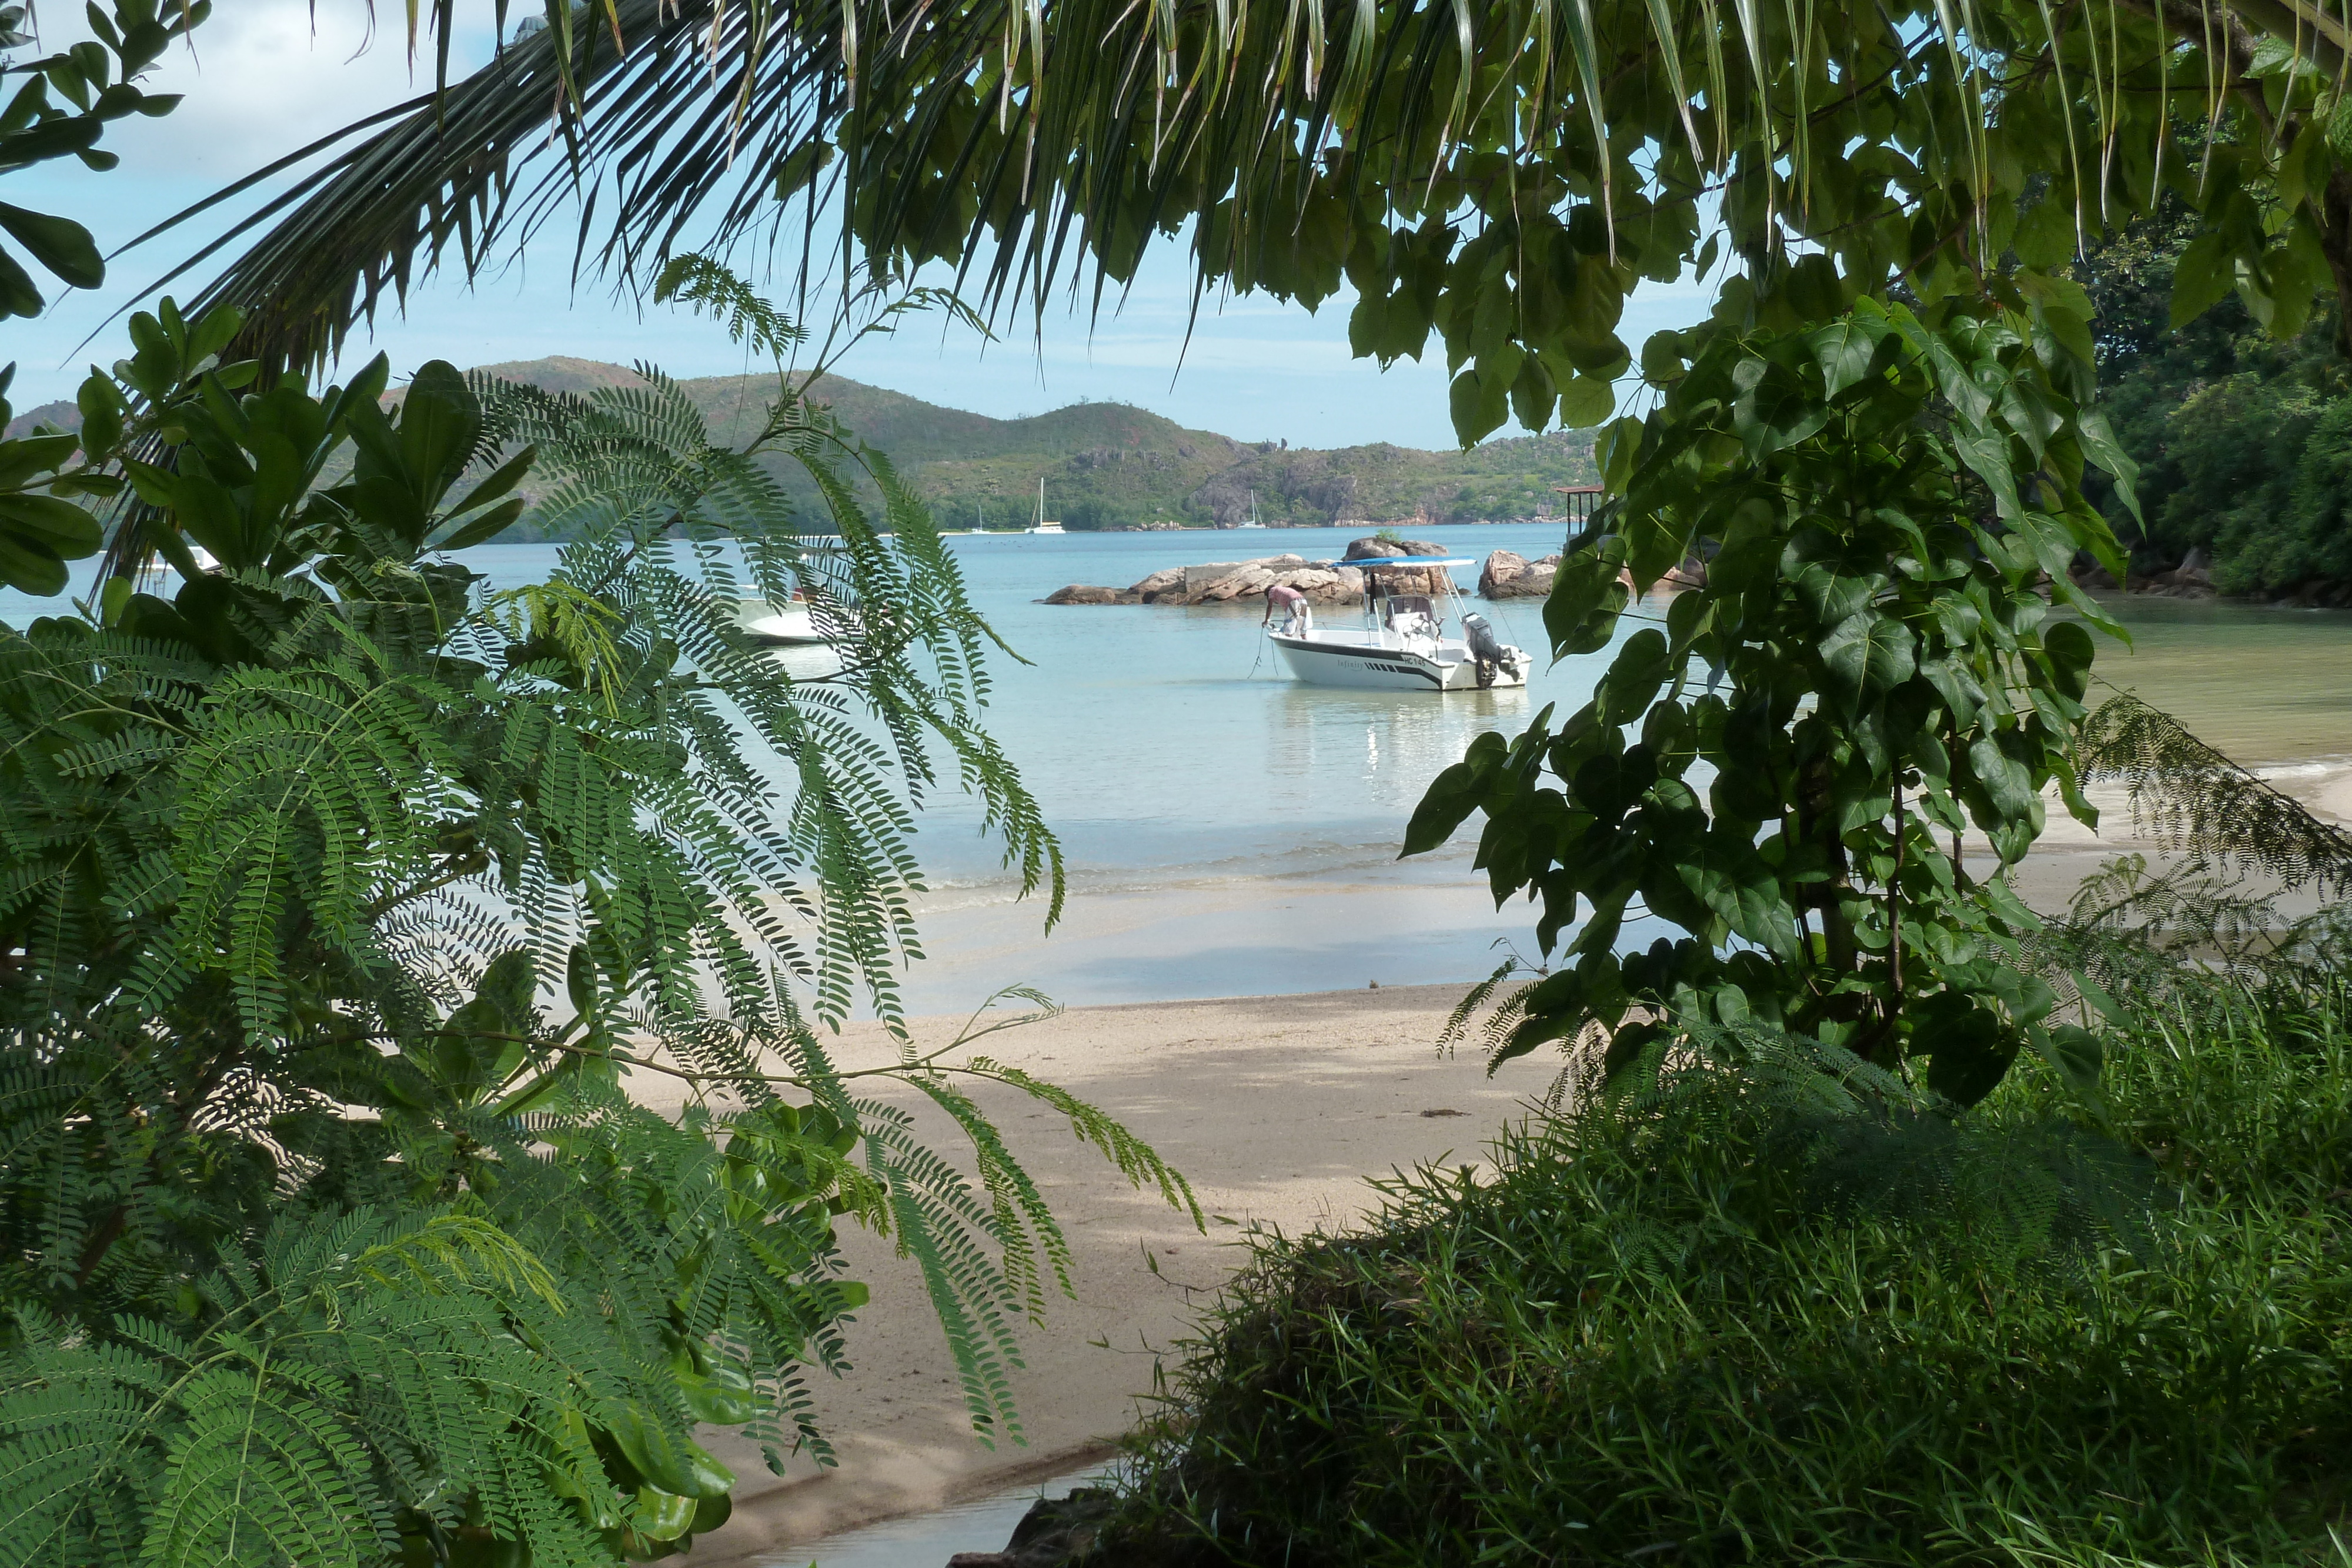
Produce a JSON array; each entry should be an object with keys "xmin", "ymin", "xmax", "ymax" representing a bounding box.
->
[{"xmin": 683, "ymin": 982, "xmax": 1549, "ymax": 1563}]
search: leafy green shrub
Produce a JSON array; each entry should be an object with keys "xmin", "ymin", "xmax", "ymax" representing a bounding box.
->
[
  {"xmin": 1105, "ymin": 1004, "xmax": 2352, "ymax": 1566},
  {"xmin": 1408, "ymin": 295, "xmax": 2133, "ymax": 1111},
  {"xmin": 2072, "ymin": 200, "xmax": 2352, "ymax": 593},
  {"xmin": 0, "ymin": 274, "xmax": 1192, "ymax": 1565}
]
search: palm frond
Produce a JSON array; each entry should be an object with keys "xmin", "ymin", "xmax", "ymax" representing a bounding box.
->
[{"xmin": 141, "ymin": 0, "xmax": 2280, "ymax": 390}]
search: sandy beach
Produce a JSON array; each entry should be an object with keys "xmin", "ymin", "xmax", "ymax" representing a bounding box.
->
[
  {"xmin": 683, "ymin": 982, "xmax": 1546, "ymax": 1563},
  {"xmin": 672, "ymin": 755, "xmax": 2352, "ymax": 1564}
]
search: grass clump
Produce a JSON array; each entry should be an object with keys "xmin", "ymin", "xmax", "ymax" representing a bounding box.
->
[{"xmin": 1104, "ymin": 1001, "xmax": 2352, "ymax": 1566}]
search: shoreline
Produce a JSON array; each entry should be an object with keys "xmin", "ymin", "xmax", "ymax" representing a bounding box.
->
[
  {"xmin": 886, "ymin": 752, "xmax": 2352, "ymax": 1018},
  {"xmin": 680, "ymin": 981, "xmax": 1544, "ymax": 1563},
  {"xmin": 686, "ymin": 758, "xmax": 2352, "ymax": 1563}
]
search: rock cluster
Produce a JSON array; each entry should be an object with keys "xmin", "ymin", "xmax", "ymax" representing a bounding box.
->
[
  {"xmin": 1042, "ymin": 540, "xmax": 1596, "ymax": 607},
  {"xmin": 2070, "ymin": 545, "xmax": 2217, "ymax": 601},
  {"xmin": 2067, "ymin": 544, "xmax": 2352, "ymax": 607},
  {"xmin": 945, "ymin": 1488, "xmax": 1119, "ymax": 1567},
  {"xmin": 1479, "ymin": 550, "xmax": 1562, "ymax": 599},
  {"xmin": 1045, "ymin": 550, "xmax": 1459, "ymax": 606},
  {"xmin": 1340, "ymin": 536, "xmax": 1451, "ymax": 560}
]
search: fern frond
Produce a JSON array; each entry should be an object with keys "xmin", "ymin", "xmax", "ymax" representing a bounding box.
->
[{"xmin": 2077, "ymin": 693, "xmax": 2352, "ymax": 895}]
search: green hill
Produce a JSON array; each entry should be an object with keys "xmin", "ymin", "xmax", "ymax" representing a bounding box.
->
[
  {"xmin": 470, "ymin": 358, "xmax": 1597, "ymax": 532},
  {"xmin": 8, "ymin": 357, "xmax": 1600, "ymax": 535}
]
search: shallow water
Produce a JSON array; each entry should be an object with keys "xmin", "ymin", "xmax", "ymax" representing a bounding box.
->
[
  {"xmin": 13, "ymin": 529, "xmax": 2352, "ymax": 1005},
  {"xmin": 2066, "ymin": 591, "xmax": 2352, "ymax": 765},
  {"xmin": 782, "ymin": 1461, "xmax": 1114, "ymax": 1567}
]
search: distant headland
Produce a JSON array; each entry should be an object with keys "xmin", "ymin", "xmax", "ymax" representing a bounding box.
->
[{"xmin": 6, "ymin": 355, "xmax": 1600, "ymax": 539}]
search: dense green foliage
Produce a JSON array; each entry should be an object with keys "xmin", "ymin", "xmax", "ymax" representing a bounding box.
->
[
  {"xmin": 2079, "ymin": 207, "xmax": 2352, "ymax": 597},
  {"xmin": 0, "ymin": 278, "xmax": 1192, "ymax": 1565},
  {"xmin": 1102, "ymin": 985, "xmax": 2352, "ymax": 1565},
  {"xmin": 1406, "ymin": 290, "xmax": 2132, "ymax": 1103},
  {"xmin": 0, "ymin": 0, "xmax": 205, "ymax": 593},
  {"xmin": 0, "ymin": 0, "xmax": 192, "ymax": 319},
  {"xmin": 169, "ymin": 0, "xmax": 2352, "ymax": 474}
]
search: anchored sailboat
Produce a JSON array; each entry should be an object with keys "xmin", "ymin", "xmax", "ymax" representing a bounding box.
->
[{"xmin": 1027, "ymin": 478, "xmax": 1065, "ymax": 534}]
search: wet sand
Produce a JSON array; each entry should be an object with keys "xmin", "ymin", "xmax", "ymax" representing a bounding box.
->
[{"xmin": 683, "ymin": 757, "xmax": 2352, "ymax": 1564}]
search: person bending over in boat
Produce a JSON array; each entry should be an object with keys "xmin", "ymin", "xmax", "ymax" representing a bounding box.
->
[{"xmin": 1264, "ymin": 583, "xmax": 1311, "ymax": 636}]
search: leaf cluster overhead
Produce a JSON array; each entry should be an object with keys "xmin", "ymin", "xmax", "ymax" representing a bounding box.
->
[{"xmin": 131, "ymin": 0, "xmax": 2352, "ymax": 449}]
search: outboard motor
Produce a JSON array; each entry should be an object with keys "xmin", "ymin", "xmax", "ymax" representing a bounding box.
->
[{"xmin": 1462, "ymin": 613, "xmax": 1516, "ymax": 688}]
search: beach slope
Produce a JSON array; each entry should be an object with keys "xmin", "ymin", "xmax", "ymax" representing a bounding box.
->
[{"xmin": 683, "ymin": 982, "xmax": 1545, "ymax": 1562}]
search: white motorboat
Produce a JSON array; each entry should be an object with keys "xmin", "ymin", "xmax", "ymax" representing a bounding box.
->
[
  {"xmin": 735, "ymin": 596, "xmax": 835, "ymax": 646},
  {"xmin": 1267, "ymin": 557, "xmax": 1529, "ymax": 692},
  {"xmin": 146, "ymin": 542, "xmax": 222, "ymax": 584}
]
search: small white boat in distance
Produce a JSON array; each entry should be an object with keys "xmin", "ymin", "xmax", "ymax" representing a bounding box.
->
[
  {"xmin": 735, "ymin": 596, "xmax": 834, "ymax": 646},
  {"xmin": 1028, "ymin": 477, "xmax": 1065, "ymax": 534},
  {"xmin": 1269, "ymin": 558, "xmax": 1529, "ymax": 691}
]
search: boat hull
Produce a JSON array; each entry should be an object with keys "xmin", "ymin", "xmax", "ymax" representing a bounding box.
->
[
  {"xmin": 1268, "ymin": 631, "xmax": 1525, "ymax": 691},
  {"xmin": 735, "ymin": 601, "xmax": 836, "ymax": 646}
]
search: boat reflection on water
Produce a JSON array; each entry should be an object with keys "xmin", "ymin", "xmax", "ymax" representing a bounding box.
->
[
  {"xmin": 1261, "ymin": 681, "xmax": 1531, "ymax": 814},
  {"xmin": 759, "ymin": 641, "xmax": 845, "ymax": 681},
  {"xmin": 734, "ymin": 596, "xmax": 835, "ymax": 647}
]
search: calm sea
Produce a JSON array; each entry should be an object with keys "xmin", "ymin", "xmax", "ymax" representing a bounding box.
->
[{"xmin": 14, "ymin": 524, "xmax": 2352, "ymax": 1008}]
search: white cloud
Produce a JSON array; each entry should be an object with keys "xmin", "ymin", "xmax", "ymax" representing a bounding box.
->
[{"xmin": 27, "ymin": 0, "xmax": 494, "ymax": 198}]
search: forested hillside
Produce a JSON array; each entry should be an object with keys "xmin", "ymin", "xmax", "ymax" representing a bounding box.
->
[
  {"xmin": 8, "ymin": 356, "xmax": 1597, "ymax": 535},
  {"xmin": 480, "ymin": 358, "xmax": 1599, "ymax": 531},
  {"xmin": 2085, "ymin": 210, "xmax": 2352, "ymax": 601}
]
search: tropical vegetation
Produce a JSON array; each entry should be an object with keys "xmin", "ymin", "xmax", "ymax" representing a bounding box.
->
[
  {"xmin": 0, "ymin": 0, "xmax": 199, "ymax": 593},
  {"xmin": 6, "ymin": 0, "xmax": 2352, "ymax": 1560},
  {"xmin": 1095, "ymin": 952, "xmax": 2352, "ymax": 1564},
  {"xmin": 0, "ymin": 232, "xmax": 1195, "ymax": 1566},
  {"xmin": 123, "ymin": 0, "xmax": 2352, "ymax": 1042},
  {"xmin": 2079, "ymin": 207, "xmax": 2352, "ymax": 598}
]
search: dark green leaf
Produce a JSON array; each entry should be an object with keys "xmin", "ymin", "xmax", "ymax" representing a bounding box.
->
[
  {"xmin": 1808, "ymin": 314, "xmax": 1885, "ymax": 398},
  {"xmin": 1913, "ymin": 991, "xmax": 2014, "ymax": 1106},
  {"xmin": 1818, "ymin": 611, "xmax": 1916, "ymax": 714},
  {"xmin": 0, "ymin": 202, "xmax": 102, "ymax": 288}
]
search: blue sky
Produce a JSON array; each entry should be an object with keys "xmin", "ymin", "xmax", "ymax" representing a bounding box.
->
[{"xmin": 5, "ymin": 1, "xmax": 1713, "ymax": 450}]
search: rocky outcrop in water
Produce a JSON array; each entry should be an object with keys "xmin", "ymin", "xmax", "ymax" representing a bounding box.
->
[
  {"xmin": 1341, "ymin": 536, "xmax": 1449, "ymax": 560},
  {"xmin": 946, "ymin": 1488, "xmax": 1121, "ymax": 1566},
  {"xmin": 1479, "ymin": 550, "xmax": 1561, "ymax": 599},
  {"xmin": 1043, "ymin": 552, "xmax": 1465, "ymax": 605},
  {"xmin": 2070, "ymin": 545, "xmax": 2221, "ymax": 601}
]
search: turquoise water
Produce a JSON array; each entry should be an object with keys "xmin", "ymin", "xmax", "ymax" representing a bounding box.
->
[
  {"xmin": 16, "ymin": 526, "xmax": 2352, "ymax": 1008},
  {"xmin": 0, "ymin": 523, "xmax": 1585, "ymax": 884},
  {"xmin": 873, "ymin": 523, "xmax": 1591, "ymax": 884}
]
